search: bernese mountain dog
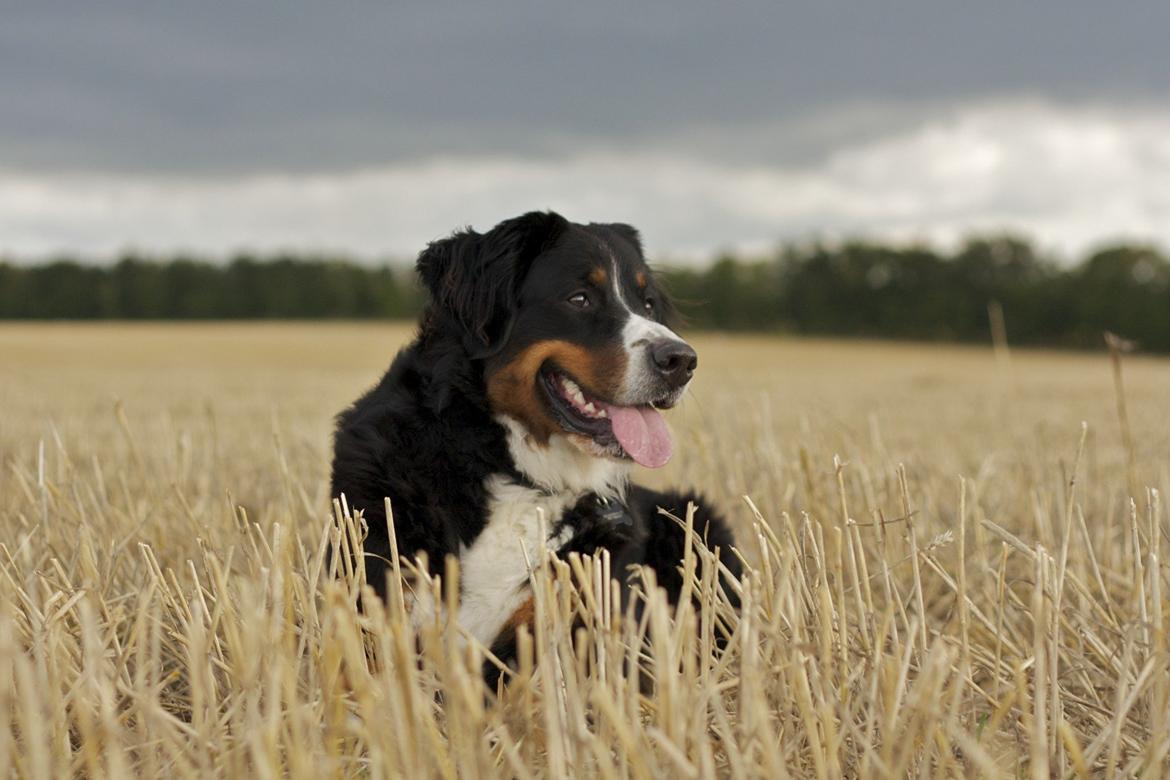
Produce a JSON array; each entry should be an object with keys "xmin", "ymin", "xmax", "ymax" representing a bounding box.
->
[{"xmin": 330, "ymin": 211, "xmax": 739, "ymax": 684}]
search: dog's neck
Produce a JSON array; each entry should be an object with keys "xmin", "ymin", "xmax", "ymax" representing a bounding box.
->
[{"xmin": 495, "ymin": 415, "xmax": 629, "ymax": 500}]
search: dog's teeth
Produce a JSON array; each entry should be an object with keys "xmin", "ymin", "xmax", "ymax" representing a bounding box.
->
[{"xmin": 558, "ymin": 374, "xmax": 601, "ymax": 414}]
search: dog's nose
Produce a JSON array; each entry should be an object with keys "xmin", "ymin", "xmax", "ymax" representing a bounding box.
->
[{"xmin": 650, "ymin": 339, "xmax": 698, "ymax": 386}]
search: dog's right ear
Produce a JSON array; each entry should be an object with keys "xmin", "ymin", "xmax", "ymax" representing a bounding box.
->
[{"xmin": 417, "ymin": 211, "xmax": 568, "ymax": 356}]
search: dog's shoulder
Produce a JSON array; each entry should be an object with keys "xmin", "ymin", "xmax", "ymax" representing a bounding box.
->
[{"xmin": 329, "ymin": 333, "xmax": 513, "ymax": 584}]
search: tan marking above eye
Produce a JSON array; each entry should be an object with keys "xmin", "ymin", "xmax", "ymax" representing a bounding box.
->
[
  {"xmin": 486, "ymin": 338, "xmax": 628, "ymax": 445},
  {"xmin": 588, "ymin": 267, "xmax": 608, "ymax": 286},
  {"xmin": 635, "ymin": 271, "xmax": 647, "ymax": 289}
]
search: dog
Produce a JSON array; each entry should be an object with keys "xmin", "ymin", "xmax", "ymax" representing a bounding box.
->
[{"xmin": 329, "ymin": 211, "xmax": 739, "ymax": 684}]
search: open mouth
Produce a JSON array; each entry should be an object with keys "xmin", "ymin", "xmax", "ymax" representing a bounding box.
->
[{"xmin": 538, "ymin": 366, "xmax": 675, "ymax": 468}]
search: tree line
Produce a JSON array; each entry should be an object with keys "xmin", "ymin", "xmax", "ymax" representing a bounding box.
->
[
  {"xmin": 0, "ymin": 255, "xmax": 422, "ymax": 321},
  {"xmin": 666, "ymin": 237, "xmax": 1170, "ymax": 351},
  {"xmin": 1, "ymin": 237, "xmax": 1168, "ymax": 351}
]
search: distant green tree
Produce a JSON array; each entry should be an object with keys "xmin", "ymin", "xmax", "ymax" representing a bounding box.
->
[
  {"xmin": 949, "ymin": 236, "xmax": 1063, "ymax": 344},
  {"xmin": 1066, "ymin": 246, "xmax": 1170, "ymax": 350},
  {"xmin": 2, "ymin": 241, "xmax": 1169, "ymax": 353}
]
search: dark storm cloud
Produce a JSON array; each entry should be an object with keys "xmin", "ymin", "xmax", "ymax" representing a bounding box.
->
[
  {"xmin": 4, "ymin": 3, "xmax": 1170, "ymax": 260},
  {"xmin": 3, "ymin": 2, "xmax": 1169, "ymax": 172}
]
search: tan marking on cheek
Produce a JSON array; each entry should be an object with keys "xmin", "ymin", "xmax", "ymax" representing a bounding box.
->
[
  {"xmin": 588, "ymin": 266, "xmax": 607, "ymax": 286},
  {"xmin": 486, "ymin": 339, "xmax": 629, "ymax": 445}
]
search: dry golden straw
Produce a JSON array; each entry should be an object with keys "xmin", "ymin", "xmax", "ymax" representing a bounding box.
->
[{"xmin": 2, "ymin": 322, "xmax": 1169, "ymax": 778}]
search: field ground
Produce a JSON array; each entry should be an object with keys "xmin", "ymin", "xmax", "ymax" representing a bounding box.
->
[{"xmin": 2, "ymin": 322, "xmax": 1169, "ymax": 777}]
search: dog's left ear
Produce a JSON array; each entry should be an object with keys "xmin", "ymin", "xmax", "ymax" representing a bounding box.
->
[
  {"xmin": 417, "ymin": 211, "xmax": 568, "ymax": 357},
  {"xmin": 592, "ymin": 223, "xmax": 643, "ymax": 257}
]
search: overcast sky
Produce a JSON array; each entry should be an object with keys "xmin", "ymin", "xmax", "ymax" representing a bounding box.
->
[{"xmin": 2, "ymin": 2, "xmax": 1169, "ymax": 262}]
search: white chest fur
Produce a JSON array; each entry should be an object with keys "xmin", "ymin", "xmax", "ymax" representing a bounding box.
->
[
  {"xmin": 420, "ymin": 418, "xmax": 629, "ymax": 647},
  {"xmin": 455, "ymin": 476, "xmax": 577, "ymax": 646}
]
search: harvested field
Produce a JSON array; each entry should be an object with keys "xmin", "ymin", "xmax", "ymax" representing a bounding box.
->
[{"xmin": 2, "ymin": 322, "xmax": 1169, "ymax": 777}]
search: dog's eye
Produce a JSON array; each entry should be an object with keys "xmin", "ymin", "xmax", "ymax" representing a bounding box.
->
[
  {"xmin": 643, "ymin": 297, "xmax": 654, "ymax": 313},
  {"xmin": 567, "ymin": 292, "xmax": 590, "ymax": 308}
]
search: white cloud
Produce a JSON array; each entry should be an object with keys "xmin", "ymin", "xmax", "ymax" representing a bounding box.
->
[{"xmin": 3, "ymin": 100, "xmax": 1170, "ymax": 263}]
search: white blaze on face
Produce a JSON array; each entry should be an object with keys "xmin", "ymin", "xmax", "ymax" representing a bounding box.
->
[
  {"xmin": 611, "ymin": 259, "xmax": 688, "ymax": 404},
  {"xmin": 619, "ymin": 313, "xmax": 684, "ymax": 402},
  {"xmin": 578, "ymin": 257, "xmax": 687, "ymax": 468}
]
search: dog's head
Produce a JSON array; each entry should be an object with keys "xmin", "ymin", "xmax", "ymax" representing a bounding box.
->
[{"xmin": 418, "ymin": 211, "xmax": 695, "ymax": 469}]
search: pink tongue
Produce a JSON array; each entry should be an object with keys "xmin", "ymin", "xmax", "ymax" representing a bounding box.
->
[{"xmin": 600, "ymin": 403, "xmax": 673, "ymax": 468}]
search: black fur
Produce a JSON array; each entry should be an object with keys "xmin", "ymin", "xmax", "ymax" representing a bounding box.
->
[
  {"xmin": 330, "ymin": 211, "xmax": 739, "ymax": 684},
  {"xmin": 332, "ymin": 213, "xmax": 570, "ymax": 589},
  {"xmin": 483, "ymin": 487, "xmax": 741, "ymax": 689},
  {"xmin": 418, "ymin": 212, "xmax": 569, "ymax": 358}
]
